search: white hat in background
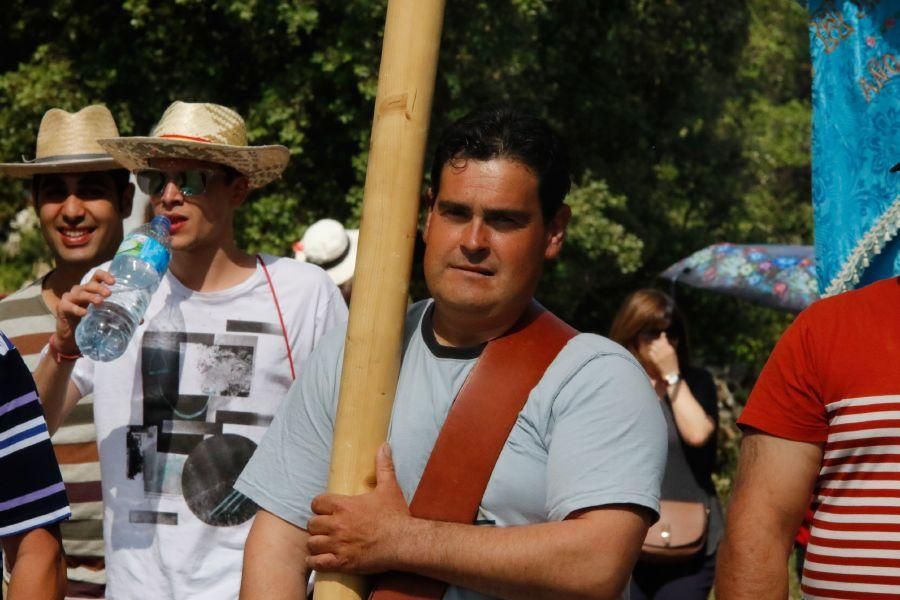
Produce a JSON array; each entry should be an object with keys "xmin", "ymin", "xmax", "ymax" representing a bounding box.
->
[{"xmin": 294, "ymin": 219, "xmax": 359, "ymax": 286}]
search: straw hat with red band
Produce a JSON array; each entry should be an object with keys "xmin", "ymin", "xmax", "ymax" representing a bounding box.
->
[
  {"xmin": 98, "ymin": 101, "xmax": 290, "ymax": 189},
  {"xmin": 0, "ymin": 105, "xmax": 123, "ymax": 178}
]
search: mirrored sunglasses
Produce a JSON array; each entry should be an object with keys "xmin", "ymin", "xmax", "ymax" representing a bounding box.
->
[{"xmin": 135, "ymin": 169, "xmax": 219, "ymax": 197}]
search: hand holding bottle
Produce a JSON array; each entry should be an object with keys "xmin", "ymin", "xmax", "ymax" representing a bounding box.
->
[
  {"xmin": 75, "ymin": 216, "xmax": 172, "ymax": 361},
  {"xmin": 53, "ymin": 270, "xmax": 116, "ymax": 355}
]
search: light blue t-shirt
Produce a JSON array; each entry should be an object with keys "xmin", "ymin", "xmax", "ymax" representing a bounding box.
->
[{"xmin": 237, "ymin": 301, "xmax": 667, "ymax": 600}]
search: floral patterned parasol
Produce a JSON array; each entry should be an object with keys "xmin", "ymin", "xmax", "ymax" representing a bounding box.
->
[{"xmin": 659, "ymin": 243, "xmax": 819, "ymax": 313}]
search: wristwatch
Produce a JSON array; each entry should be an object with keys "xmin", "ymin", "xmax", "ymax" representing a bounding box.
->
[{"xmin": 664, "ymin": 372, "xmax": 681, "ymax": 386}]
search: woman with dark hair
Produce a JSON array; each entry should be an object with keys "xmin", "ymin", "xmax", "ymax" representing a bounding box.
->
[{"xmin": 610, "ymin": 289, "xmax": 723, "ymax": 600}]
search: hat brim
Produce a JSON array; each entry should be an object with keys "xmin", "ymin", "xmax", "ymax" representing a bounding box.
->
[
  {"xmin": 326, "ymin": 229, "xmax": 359, "ymax": 286},
  {"xmin": 0, "ymin": 156, "xmax": 122, "ymax": 178},
  {"xmin": 97, "ymin": 137, "xmax": 289, "ymax": 189},
  {"xmin": 296, "ymin": 230, "xmax": 359, "ymax": 286}
]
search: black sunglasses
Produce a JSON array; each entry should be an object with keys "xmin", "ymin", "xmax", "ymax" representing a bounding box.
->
[
  {"xmin": 135, "ymin": 169, "xmax": 221, "ymax": 197},
  {"xmin": 638, "ymin": 327, "xmax": 678, "ymax": 342}
]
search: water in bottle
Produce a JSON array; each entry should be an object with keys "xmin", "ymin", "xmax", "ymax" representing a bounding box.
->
[{"xmin": 76, "ymin": 215, "xmax": 172, "ymax": 362}]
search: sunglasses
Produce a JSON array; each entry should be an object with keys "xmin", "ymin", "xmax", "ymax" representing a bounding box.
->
[
  {"xmin": 638, "ymin": 328, "xmax": 678, "ymax": 342},
  {"xmin": 135, "ymin": 169, "xmax": 221, "ymax": 197}
]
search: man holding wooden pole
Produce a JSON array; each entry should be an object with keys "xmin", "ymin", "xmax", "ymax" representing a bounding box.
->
[{"xmin": 237, "ymin": 107, "xmax": 667, "ymax": 600}]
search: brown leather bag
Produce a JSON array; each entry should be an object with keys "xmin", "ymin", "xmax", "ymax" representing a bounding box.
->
[
  {"xmin": 640, "ymin": 500, "xmax": 709, "ymax": 563},
  {"xmin": 368, "ymin": 301, "xmax": 577, "ymax": 600}
]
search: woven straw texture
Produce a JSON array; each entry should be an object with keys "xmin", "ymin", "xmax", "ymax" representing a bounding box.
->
[
  {"xmin": 98, "ymin": 102, "xmax": 289, "ymax": 189},
  {"xmin": 0, "ymin": 105, "xmax": 122, "ymax": 177}
]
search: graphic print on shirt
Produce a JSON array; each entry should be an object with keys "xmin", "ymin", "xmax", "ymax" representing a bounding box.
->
[{"xmin": 126, "ymin": 300, "xmax": 276, "ymax": 527}]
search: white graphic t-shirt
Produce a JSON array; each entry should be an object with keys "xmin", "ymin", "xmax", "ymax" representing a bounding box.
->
[{"xmin": 71, "ymin": 254, "xmax": 347, "ymax": 599}]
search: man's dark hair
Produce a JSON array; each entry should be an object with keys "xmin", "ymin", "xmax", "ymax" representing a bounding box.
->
[
  {"xmin": 429, "ymin": 106, "xmax": 571, "ymax": 221},
  {"xmin": 32, "ymin": 168, "xmax": 132, "ymax": 204}
]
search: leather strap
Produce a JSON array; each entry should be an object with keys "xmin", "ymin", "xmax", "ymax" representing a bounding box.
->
[{"xmin": 368, "ymin": 301, "xmax": 577, "ymax": 600}]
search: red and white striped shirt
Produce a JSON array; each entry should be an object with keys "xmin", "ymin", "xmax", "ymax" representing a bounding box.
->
[{"xmin": 740, "ymin": 277, "xmax": 900, "ymax": 599}]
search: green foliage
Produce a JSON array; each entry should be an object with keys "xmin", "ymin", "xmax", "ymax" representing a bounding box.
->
[
  {"xmin": 0, "ymin": 0, "xmax": 811, "ymax": 394},
  {"xmin": 0, "ymin": 205, "xmax": 52, "ymax": 292},
  {"xmin": 541, "ymin": 177, "xmax": 644, "ymax": 324}
]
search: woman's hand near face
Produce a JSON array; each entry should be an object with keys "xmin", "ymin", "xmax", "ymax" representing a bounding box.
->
[
  {"xmin": 647, "ymin": 337, "xmax": 716, "ymax": 447},
  {"xmin": 646, "ymin": 333, "xmax": 679, "ymax": 378}
]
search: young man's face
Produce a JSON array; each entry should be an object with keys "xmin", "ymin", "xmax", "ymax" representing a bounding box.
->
[
  {"xmin": 144, "ymin": 157, "xmax": 248, "ymax": 253},
  {"xmin": 423, "ymin": 157, "xmax": 569, "ymax": 324},
  {"xmin": 34, "ymin": 171, "xmax": 131, "ymax": 269}
]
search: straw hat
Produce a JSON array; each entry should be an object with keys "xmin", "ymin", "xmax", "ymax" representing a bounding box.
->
[
  {"xmin": 98, "ymin": 101, "xmax": 289, "ymax": 189},
  {"xmin": 0, "ymin": 105, "xmax": 123, "ymax": 178},
  {"xmin": 293, "ymin": 219, "xmax": 359, "ymax": 286}
]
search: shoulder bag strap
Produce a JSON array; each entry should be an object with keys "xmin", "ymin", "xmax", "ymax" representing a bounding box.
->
[{"xmin": 368, "ymin": 300, "xmax": 577, "ymax": 600}]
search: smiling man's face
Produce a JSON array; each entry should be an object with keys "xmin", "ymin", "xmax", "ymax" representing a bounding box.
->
[
  {"xmin": 34, "ymin": 171, "xmax": 130, "ymax": 269},
  {"xmin": 423, "ymin": 157, "xmax": 567, "ymax": 325}
]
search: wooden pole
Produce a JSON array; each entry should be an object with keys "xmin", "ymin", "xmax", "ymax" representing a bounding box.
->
[{"xmin": 313, "ymin": 1, "xmax": 445, "ymax": 599}]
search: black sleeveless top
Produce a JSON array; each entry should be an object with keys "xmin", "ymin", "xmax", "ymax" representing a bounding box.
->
[{"xmin": 658, "ymin": 365, "xmax": 724, "ymax": 556}]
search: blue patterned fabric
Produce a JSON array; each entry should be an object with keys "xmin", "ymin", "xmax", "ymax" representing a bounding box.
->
[{"xmin": 809, "ymin": 1, "xmax": 900, "ymax": 294}]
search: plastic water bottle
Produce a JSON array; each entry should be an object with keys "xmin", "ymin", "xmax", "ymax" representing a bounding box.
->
[{"xmin": 76, "ymin": 216, "xmax": 172, "ymax": 362}]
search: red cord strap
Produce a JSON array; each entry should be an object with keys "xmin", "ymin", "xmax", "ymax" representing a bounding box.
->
[{"xmin": 257, "ymin": 255, "xmax": 296, "ymax": 381}]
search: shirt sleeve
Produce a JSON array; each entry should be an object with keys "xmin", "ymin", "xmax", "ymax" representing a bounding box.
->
[
  {"xmin": 67, "ymin": 266, "xmax": 105, "ymax": 397},
  {"xmin": 738, "ymin": 310, "xmax": 827, "ymax": 443},
  {"xmin": 70, "ymin": 356, "xmax": 95, "ymax": 397},
  {"xmin": 0, "ymin": 332, "xmax": 71, "ymax": 538},
  {"xmin": 545, "ymin": 349, "xmax": 668, "ymax": 522},
  {"xmin": 319, "ymin": 283, "xmax": 348, "ymax": 335},
  {"xmin": 38, "ymin": 336, "xmax": 93, "ymax": 397},
  {"xmin": 235, "ymin": 325, "xmax": 346, "ymax": 529}
]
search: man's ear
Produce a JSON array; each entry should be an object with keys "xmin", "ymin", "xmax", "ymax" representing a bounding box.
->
[
  {"xmin": 120, "ymin": 182, "xmax": 134, "ymax": 219},
  {"xmin": 422, "ymin": 187, "xmax": 436, "ymax": 244},
  {"xmin": 231, "ymin": 176, "xmax": 251, "ymax": 208},
  {"xmin": 544, "ymin": 204, "xmax": 571, "ymax": 260}
]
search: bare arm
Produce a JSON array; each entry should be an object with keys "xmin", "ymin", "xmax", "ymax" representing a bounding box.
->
[
  {"xmin": 667, "ymin": 378, "xmax": 715, "ymax": 447},
  {"xmin": 240, "ymin": 510, "xmax": 310, "ymax": 599},
  {"xmin": 647, "ymin": 334, "xmax": 714, "ymax": 446},
  {"xmin": 2, "ymin": 525, "xmax": 66, "ymax": 600},
  {"xmin": 307, "ymin": 444, "xmax": 650, "ymax": 600},
  {"xmin": 389, "ymin": 507, "xmax": 647, "ymax": 600},
  {"xmin": 715, "ymin": 430, "xmax": 821, "ymax": 599},
  {"xmin": 33, "ymin": 358, "xmax": 82, "ymax": 436},
  {"xmin": 33, "ymin": 270, "xmax": 114, "ymax": 434}
]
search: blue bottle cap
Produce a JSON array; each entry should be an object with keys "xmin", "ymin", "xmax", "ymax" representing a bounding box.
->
[{"xmin": 150, "ymin": 215, "xmax": 171, "ymax": 232}]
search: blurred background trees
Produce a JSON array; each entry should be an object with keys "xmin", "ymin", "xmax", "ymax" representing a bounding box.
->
[{"xmin": 0, "ymin": 0, "xmax": 811, "ymax": 391}]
